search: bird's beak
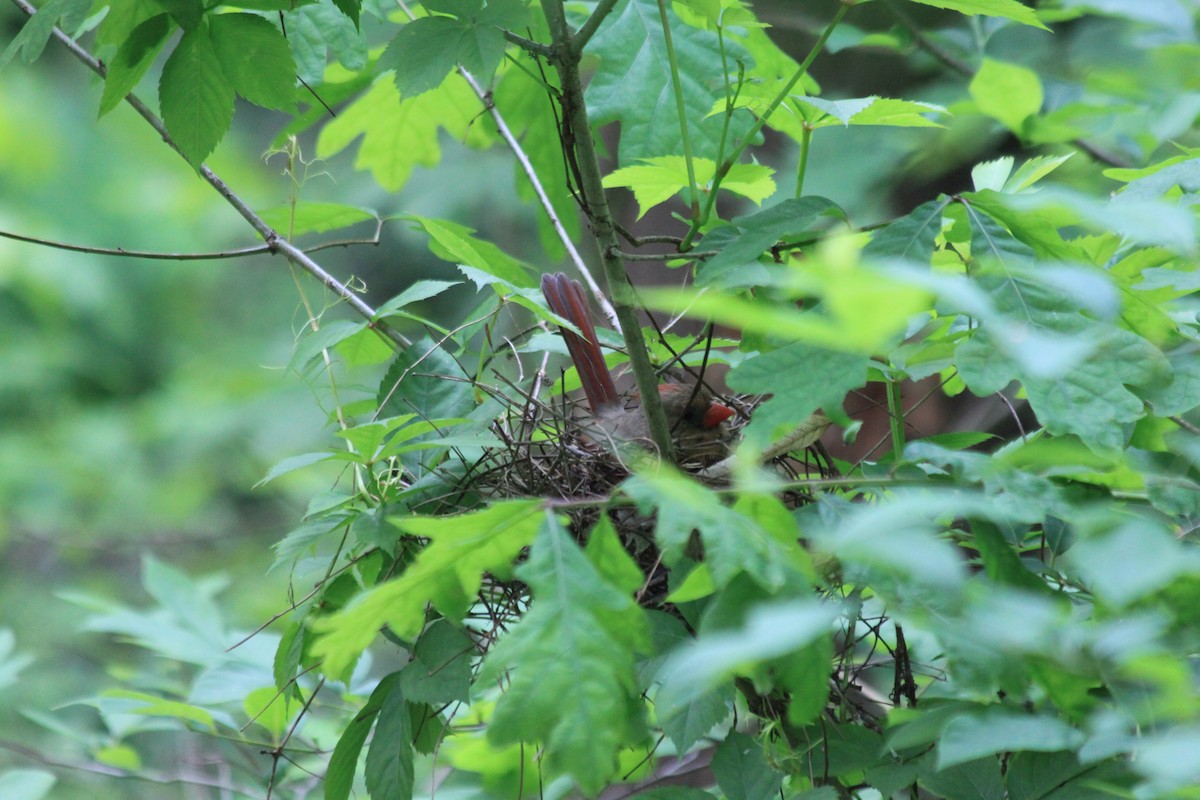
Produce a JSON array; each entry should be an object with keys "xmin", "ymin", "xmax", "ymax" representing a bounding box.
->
[{"xmin": 703, "ymin": 403, "xmax": 735, "ymax": 428}]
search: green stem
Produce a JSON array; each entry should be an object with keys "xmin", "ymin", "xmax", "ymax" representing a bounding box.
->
[
  {"xmin": 540, "ymin": 0, "xmax": 676, "ymax": 461},
  {"xmin": 571, "ymin": 0, "xmax": 621, "ymax": 55},
  {"xmin": 795, "ymin": 123, "xmax": 813, "ymax": 197},
  {"xmin": 885, "ymin": 375, "xmax": 906, "ymax": 463},
  {"xmin": 680, "ymin": 1, "xmax": 850, "ymax": 250},
  {"xmin": 656, "ymin": 0, "xmax": 700, "ymax": 222}
]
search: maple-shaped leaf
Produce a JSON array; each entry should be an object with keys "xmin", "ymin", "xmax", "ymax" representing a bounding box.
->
[
  {"xmin": 317, "ymin": 74, "xmax": 493, "ymax": 191},
  {"xmin": 311, "ymin": 499, "xmax": 543, "ymax": 679},
  {"xmin": 480, "ymin": 516, "xmax": 650, "ymax": 795},
  {"xmin": 586, "ymin": 0, "xmax": 754, "ymax": 163},
  {"xmin": 603, "ymin": 156, "xmax": 775, "ymax": 218}
]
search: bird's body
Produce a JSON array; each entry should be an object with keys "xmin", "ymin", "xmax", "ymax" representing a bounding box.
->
[{"xmin": 541, "ymin": 272, "xmax": 734, "ymax": 464}]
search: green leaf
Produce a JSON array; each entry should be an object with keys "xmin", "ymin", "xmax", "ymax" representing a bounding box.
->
[
  {"xmin": 587, "ymin": 0, "xmax": 755, "ymax": 163},
  {"xmin": 647, "ymin": 259, "xmax": 929, "ymax": 354},
  {"xmin": 712, "ymin": 731, "xmax": 784, "ymax": 800},
  {"xmin": 210, "ymin": 13, "xmax": 297, "ymax": 111},
  {"xmin": 656, "ymin": 598, "xmax": 834, "ymax": 723},
  {"xmin": 324, "ymin": 673, "xmax": 399, "ymax": 800},
  {"xmin": 1005, "ymin": 751, "xmax": 1089, "ymax": 800},
  {"xmin": 377, "ymin": 338, "xmax": 476, "ymax": 421},
  {"xmin": 863, "ymin": 196, "xmax": 950, "ymax": 261},
  {"xmin": 799, "ymin": 95, "xmax": 947, "ymax": 129},
  {"xmin": 257, "ymin": 451, "xmax": 337, "ymax": 487},
  {"xmin": 287, "ymin": 2, "xmax": 367, "ymax": 84},
  {"xmin": 399, "ymin": 620, "xmax": 473, "ymax": 704},
  {"xmin": 624, "ymin": 469, "xmax": 802, "ymax": 589},
  {"xmin": 312, "ymin": 500, "xmax": 543, "ymax": 678},
  {"xmin": 153, "ymin": 0, "xmax": 203, "ymax": 30},
  {"xmin": 1, "ymin": 0, "xmax": 94, "ymax": 68},
  {"xmin": 698, "ymin": 196, "xmax": 846, "ymax": 288},
  {"xmin": 921, "ymin": 757, "xmax": 1005, "ymax": 800},
  {"xmin": 909, "ymin": 0, "xmax": 1049, "ymax": 30},
  {"xmin": 99, "ymin": 13, "xmax": 173, "ymax": 117},
  {"xmin": 936, "ymin": 709, "xmax": 1085, "ymax": 769},
  {"xmin": 728, "ymin": 342, "xmax": 869, "ymax": 448},
  {"xmin": 317, "ymin": 74, "xmax": 490, "ymax": 192},
  {"xmin": 958, "ymin": 326, "xmax": 1165, "ymax": 453},
  {"xmin": 602, "ymin": 157, "xmax": 775, "ymax": 219},
  {"xmin": 159, "ymin": 23, "xmax": 235, "ymax": 167},
  {"xmin": 258, "ymin": 202, "xmax": 375, "ymax": 236},
  {"xmin": 381, "ymin": 16, "xmax": 463, "ymax": 98},
  {"xmin": 96, "ymin": 0, "xmax": 160, "ymax": 47},
  {"xmin": 0, "ymin": 770, "xmax": 56, "ymax": 800},
  {"xmin": 332, "ymin": 0, "xmax": 360, "ymax": 28},
  {"xmin": 403, "ymin": 216, "xmax": 533, "ymax": 287},
  {"xmin": 365, "ymin": 681, "xmax": 415, "ymax": 800},
  {"xmin": 481, "ymin": 514, "xmax": 650, "ymax": 795},
  {"xmin": 970, "ymin": 58, "xmax": 1044, "ymax": 132},
  {"xmin": 375, "ymin": 280, "xmax": 461, "ymax": 319},
  {"xmin": 100, "ymin": 689, "xmax": 216, "ymax": 730},
  {"xmin": 1066, "ymin": 520, "xmax": 1200, "ymax": 607}
]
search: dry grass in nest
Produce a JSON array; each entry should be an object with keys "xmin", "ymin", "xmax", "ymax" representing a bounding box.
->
[{"xmin": 455, "ymin": 387, "xmax": 836, "ymax": 610}]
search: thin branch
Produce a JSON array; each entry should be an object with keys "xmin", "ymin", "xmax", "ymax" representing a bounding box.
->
[
  {"xmin": 0, "ymin": 220, "xmax": 384, "ymax": 261},
  {"xmin": 0, "ymin": 738, "xmax": 256, "ymax": 794},
  {"xmin": 10, "ymin": 0, "xmax": 411, "ymax": 350},
  {"xmin": 571, "ymin": 0, "xmax": 621, "ymax": 54},
  {"xmin": 502, "ymin": 28, "xmax": 556, "ymax": 59},
  {"xmin": 611, "ymin": 247, "xmax": 719, "ymax": 261},
  {"xmin": 459, "ymin": 67, "xmax": 621, "ymax": 329}
]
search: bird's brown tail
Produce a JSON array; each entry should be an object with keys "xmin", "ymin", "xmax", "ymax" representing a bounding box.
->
[{"xmin": 540, "ymin": 272, "xmax": 621, "ymax": 413}]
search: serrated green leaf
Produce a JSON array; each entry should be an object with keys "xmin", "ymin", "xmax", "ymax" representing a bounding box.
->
[
  {"xmin": 624, "ymin": 469, "xmax": 799, "ymax": 589},
  {"xmin": 863, "ymin": 196, "xmax": 951, "ymax": 262},
  {"xmin": 936, "ymin": 710, "xmax": 1084, "ymax": 769},
  {"xmin": 258, "ymin": 202, "xmax": 375, "ymax": 236},
  {"xmin": 481, "ymin": 514, "xmax": 650, "ymax": 795},
  {"xmin": 1, "ymin": 0, "xmax": 94, "ymax": 68},
  {"xmin": 332, "ymin": 0, "xmax": 360, "ymax": 28},
  {"xmin": 324, "ymin": 674, "xmax": 399, "ymax": 800},
  {"xmin": 153, "ymin": 0, "xmax": 203, "ymax": 30},
  {"xmin": 312, "ymin": 500, "xmax": 542, "ymax": 678},
  {"xmin": 587, "ymin": 0, "xmax": 755, "ymax": 163},
  {"xmin": 380, "ymin": 16, "xmax": 463, "ymax": 98},
  {"xmin": 290, "ymin": 320, "xmax": 367, "ymax": 371},
  {"xmin": 257, "ymin": 451, "xmax": 337, "ymax": 487},
  {"xmin": 656, "ymin": 599, "xmax": 835, "ymax": 721},
  {"xmin": 375, "ymin": 280, "xmax": 461, "ymax": 320},
  {"xmin": 909, "ymin": 0, "xmax": 1048, "ymax": 30},
  {"xmin": 377, "ymin": 337, "xmax": 475, "ymax": 421},
  {"xmin": 288, "ymin": 2, "xmax": 367, "ymax": 84},
  {"xmin": 602, "ymin": 156, "xmax": 775, "ymax": 218},
  {"xmin": 209, "ymin": 13, "xmax": 297, "ymax": 111},
  {"xmin": 1066, "ymin": 520, "xmax": 1200, "ymax": 606},
  {"xmin": 403, "ymin": 216, "xmax": 533, "ymax": 287},
  {"xmin": 1005, "ymin": 153, "xmax": 1073, "ymax": 192},
  {"xmin": 96, "ymin": 0, "xmax": 160, "ymax": 48},
  {"xmin": 399, "ymin": 620, "xmax": 473, "ymax": 704},
  {"xmin": 101, "ymin": 689, "xmax": 216, "ymax": 730},
  {"xmin": 317, "ymin": 74, "xmax": 489, "ymax": 192},
  {"xmin": 970, "ymin": 58, "xmax": 1044, "ymax": 132},
  {"xmin": 159, "ymin": 23, "xmax": 235, "ymax": 167},
  {"xmin": 99, "ymin": 13, "xmax": 173, "ymax": 117},
  {"xmin": 728, "ymin": 343, "xmax": 868, "ymax": 448},
  {"xmin": 712, "ymin": 731, "xmax": 784, "ymax": 800},
  {"xmin": 365, "ymin": 681, "xmax": 414, "ymax": 800}
]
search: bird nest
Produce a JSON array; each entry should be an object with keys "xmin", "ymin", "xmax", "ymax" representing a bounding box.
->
[{"xmin": 450, "ymin": 385, "xmax": 837, "ymax": 609}]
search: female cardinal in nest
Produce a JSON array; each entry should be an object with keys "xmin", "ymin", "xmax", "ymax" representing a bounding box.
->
[{"xmin": 541, "ymin": 272, "xmax": 735, "ymax": 465}]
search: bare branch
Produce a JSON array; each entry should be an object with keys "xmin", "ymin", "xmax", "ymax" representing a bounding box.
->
[{"xmin": 9, "ymin": 0, "xmax": 411, "ymax": 350}]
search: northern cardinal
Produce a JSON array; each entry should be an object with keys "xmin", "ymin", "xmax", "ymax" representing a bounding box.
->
[{"xmin": 541, "ymin": 272, "xmax": 735, "ymax": 464}]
